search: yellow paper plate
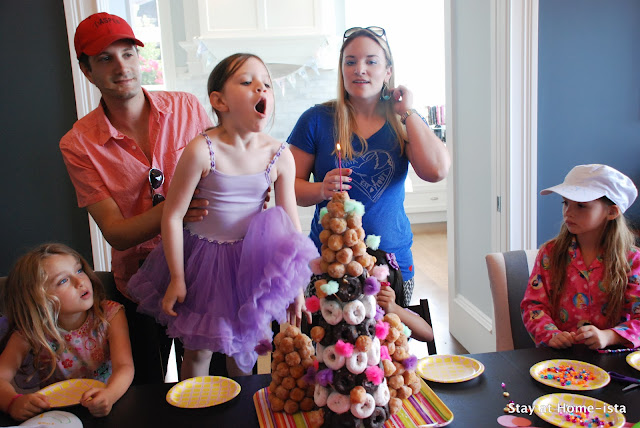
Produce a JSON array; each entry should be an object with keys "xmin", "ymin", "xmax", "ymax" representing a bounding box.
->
[
  {"xmin": 627, "ymin": 350, "xmax": 640, "ymax": 371},
  {"xmin": 532, "ymin": 393, "xmax": 625, "ymax": 428},
  {"xmin": 416, "ymin": 355, "xmax": 485, "ymax": 383},
  {"xmin": 529, "ymin": 359, "xmax": 609, "ymax": 391},
  {"xmin": 166, "ymin": 375, "xmax": 241, "ymax": 408},
  {"xmin": 38, "ymin": 379, "xmax": 106, "ymax": 407}
]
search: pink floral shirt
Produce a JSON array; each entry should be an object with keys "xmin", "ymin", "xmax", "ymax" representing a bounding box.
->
[
  {"xmin": 520, "ymin": 238, "xmax": 640, "ymax": 347},
  {"xmin": 40, "ymin": 300, "xmax": 123, "ymax": 385}
]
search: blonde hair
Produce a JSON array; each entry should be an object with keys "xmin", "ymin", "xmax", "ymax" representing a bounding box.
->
[
  {"xmin": 546, "ymin": 198, "xmax": 636, "ymax": 325},
  {"xmin": 325, "ymin": 29, "xmax": 407, "ymax": 160},
  {"xmin": 1, "ymin": 243, "xmax": 108, "ymax": 381}
]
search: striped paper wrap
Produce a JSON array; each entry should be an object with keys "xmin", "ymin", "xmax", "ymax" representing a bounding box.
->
[{"xmin": 253, "ymin": 378, "xmax": 453, "ymax": 428}]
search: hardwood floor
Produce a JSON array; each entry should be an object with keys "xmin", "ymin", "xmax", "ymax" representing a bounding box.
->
[{"xmin": 410, "ymin": 223, "xmax": 468, "ymax": 355}]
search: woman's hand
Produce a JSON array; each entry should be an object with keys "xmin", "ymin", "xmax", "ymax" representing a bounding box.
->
[
  {"xmin": 548, "ymin": 331, "xmax": 575, "ymax": 349},
  {"xmin": 9, "ymin": 393, "xmax": 50, "ymax": 421},
  {"xmin": 82, "ymin": 387, "xmax": 115, "ymax": 417},
  {"xmin": 389, "ymin": 85, "xmax": 414, "ymax": 115},
  {"xmin": 162, "ymin": 279, "xmax": 187, "ymax": 316},
  {"xmin": 321, "ymin": 168, "xmax": 352, "ymax": 200}
]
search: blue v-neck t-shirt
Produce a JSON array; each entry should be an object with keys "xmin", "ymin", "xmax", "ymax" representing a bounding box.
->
[{"xmin": 288, "ymin": 104, "xmax": 414, "ymax": 280}]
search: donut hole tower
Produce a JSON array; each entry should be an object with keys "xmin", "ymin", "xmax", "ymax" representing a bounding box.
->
[{"xmin": 305, "ymin": 192, "xmax": 393, "ymax": 428}]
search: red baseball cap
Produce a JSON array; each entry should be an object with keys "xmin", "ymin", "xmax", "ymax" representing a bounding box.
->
[{"xmin": 74, "ymin": 12, "xmax": 144, "ymax": 59}]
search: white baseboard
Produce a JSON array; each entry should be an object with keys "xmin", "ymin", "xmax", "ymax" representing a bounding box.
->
[{"xmin": 449, "ymin": 294, "xmax": 496, "ymax": 354}]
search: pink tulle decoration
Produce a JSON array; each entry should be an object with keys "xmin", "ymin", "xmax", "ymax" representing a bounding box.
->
[
  {"xmin": 254, "ymin": 339, "xmax": 272, "ymax": 355},
  {"xmin": 305, "ymin": 296, "xmax": 320, "ymax": 313},
  {"xmin": 364, "ymin": 276, "xmax": 381, "ymax": 295},
  {"xmin": 316, "ymin": 369, "xmax": 334, "ymax": 386},
  {"xmin": 371, "ymin": 264, "xmax": 390, "ymax": 282},
  {"xmin": 380, "ymin": 345, "xmax": 391, "ymax": 361},
  {"xmin": 375, "ymin": 321, "xmax": 390, "ymax": 340},
  {"xmin": 335, "ymin": 340, "xmax": 354, "ymax": 357},
  {"xmin": 403, "ymin": 355, "xmax": 418, "ymax": 371},
  {"xmin": 309, "ymin": 257, "xmax": 323, "ymax": 275},
  {"xmin": 365, "ymin": 366, "xmax": 384, "ymax": 385}
]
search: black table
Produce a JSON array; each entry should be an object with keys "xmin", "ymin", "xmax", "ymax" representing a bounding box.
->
[{"xmin": 0, "ymin": 347, "xmax": 637, "ymax": 427}]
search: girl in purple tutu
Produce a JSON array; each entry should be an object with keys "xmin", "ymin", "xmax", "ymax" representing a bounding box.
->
[{"xmin": 128, "ymin": 53, "xmax": 318, "ymax": 378}]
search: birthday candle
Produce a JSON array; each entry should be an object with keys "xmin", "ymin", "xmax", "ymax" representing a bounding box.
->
[{"xmin": 336, "ymin": 143, "xmax": 342, "ymax": 191}]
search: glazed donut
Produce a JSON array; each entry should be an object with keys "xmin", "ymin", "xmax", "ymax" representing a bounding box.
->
[
  {"xmin": 327, "ymin": 392, "xmax": 351, "ymax": 414},
  {"xmin": 298, "ymin": 344, "xmax": 312, "ymax": 359},
  {"xmin": 343, "ymin": 228, "xmax": 359, "ymax": 247},
  {"xmin": 363, "ymin": 406, "xmax": 388, "ymax": 428},
  {"xmin": 281, "ymin": 376, "xmax": 296, "ymax": 390},
  {"xmin": 269, "ymin": 395, "xmax": 285, "ymax": 412},
  {"xmin": 310, "ymin": 326, "xmax": 325, "ymax": 343},
  {"xmin": 336, "ymin": 247, "xmax": 354, "ymax": 264},
  {"xmin": 373, "ymin": 379, "xmax": 390, "ymax": 406},
  {"xmin": 290, "ymin": 387, "xmax": 306, "ymax": 402},
  {"xmin": 272, "ymin": 349, "xmax": 285, "ymax": 364},
  {"xmin": 396, "ymin": 385, "xmax": 412, "ymax": 400},
  {"xmin": 275, "ymin": 385, "xmax": 290, "ymax": 400},
  {"xmin": 386, "ymin": 342, "xmax": 396, "ymax": 356},
  {"xmin": 343, "ymin": 300, "xmax": 366, "ymax": 326},
  {"xmin": 323, "ymin": 345, "xmax": 346, "ymax": 370},
  {"xmin": 382, "ymin": 359, "xmax": 396, "ymax": 376},
  {"xmin": 358, "ymin": 318, "xmax": 377, "ymax": 337},
  {"xmin": 346, "ymin": 213, "xmax": 362, "ymax": 229},
  {"xmin": 332, "ymin": 368, "xmax": 357, "ymax": 394},
  {"xmin": 327, "ymin": 200, "xmax": 345, "ymax": 218},
  {"xmin": 280, "ymin": 337, "xmax": 295, "ymax": 354},
  {"xmin": 346, "ymin": 260, "xmax": 364, "ymax": 277},
  {"xmin": 294, "ymin": 333, "xmax": 311, "ymax": 349},
  {"xmin": 296, "ymin": 376, "xmax": 309, "ymax": 390},
  {"xmin": 356, "ymin": 253, "xmax": 372, "ymax": 268},
  {"xmin": 273, "ymin": 332, "xmax": 285, "ymax": 347},
  {"xmin": 319, "ymin": 229, "xmax": 331, "ymax": 244},
  {"xmin": 388, "ymin": 374, "xmax": 404, "ymax": 390},
  {"xmin": 393, "ymin": 346, "xmax": 409, "ymax": 361},
  {"xmin": 355, "ymin": 227, "xmax": 365, "ymax": 240},
  {"xmin": 330, "ymin": 217, "xmax": 348, "ymax": 234},
  {"xmin": 333, "ymin": 191, "xmax": 350, "ymax": 202},
  {"xmin": 345, "ymin": 351, "xmax": 368, "ymax": 374},
  {"xmin": 300, "ymin": 397, "xmax": 315, "ymax": 412},
  {"xmin": 366, "ymin": 337, "xmax": 381, "ymax": 366},
  {"xmin": 290, "ymin": 365, "xmax": 305, "ymax": 379},
  {"xmin": 350, "ymin": 393, "xmax": 375, "ymax": 419},
  {"xmin": 386, "ymin": 327, "xmax": 400, "ymax": 343},
  {"xmin": 328, "ymin": 262, "xmax": 346, "ymax": 279},
  {"xmin": 328, "ymin": 234, "xmax": 344, "ymax": 251},
  {"xmin": 384, "ymin": 313, "xmax": 402, "ymax": 329},
  {"xmin": 276, "ymin": 362, "xmax": 290, "ymax": 378},
  {"xmin": 355, "ymin": 335, "xmax": 372, "ymax": 352},
  {"xmin": 336, "ymin": 276, "xmax": 362, "ymax": 302},
  {"xmin": 322, "ymin": 247, "xmax": 336, "ymax": 263},
  {"xmin": 320, "ymin": 213, "xmax": 331, "ymax": 230},
  {"xmin": 285, "ymin": 351, "xmax": 301, "ymax": 367},
  {"xmin": 395, "ymin": 334, "xmax": 408, "ymax": 347},
  {"xmin": 284, "ymin": 399, "xmax": 299, "ymax": 414},
  {"xmin": 350, "ymin": 385, "xmax": 366, "ymax": 404},
  {"xmin": 351, "ymin": 241, "xmax": 367, "ymax": 257},
  {"xmin": 332, "ymin": 322, "xmax": 359, "ymax": 343},
  {"xmin": 320, "ymin": 299, "xmax": 343, "ymax": 325},
  {"xmin": 316, "ymin": 343, "xmax": 325, "ymax": 363},
  {"xmin": 284, "ymin": 325, "xmax": 300, "ymax": 338},
  {"xmin": 388, "ymin": 397, "xmax": 403, "ymax": 415}
]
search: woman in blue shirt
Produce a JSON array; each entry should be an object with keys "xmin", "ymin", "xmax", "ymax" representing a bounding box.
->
[{"xmin": 288, "ymin": 26, "xmax": 450, "ymax": 305}]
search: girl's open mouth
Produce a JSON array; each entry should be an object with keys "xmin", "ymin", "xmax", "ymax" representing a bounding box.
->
[{"xmin": 255, "ymin": 98, "xmax": 267, "ymax": 114}]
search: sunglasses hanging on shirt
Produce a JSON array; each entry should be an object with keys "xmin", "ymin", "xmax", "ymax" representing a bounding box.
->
[{"xmin": 149, "ymin": 168, "xmax": 165, "ymax": 206}]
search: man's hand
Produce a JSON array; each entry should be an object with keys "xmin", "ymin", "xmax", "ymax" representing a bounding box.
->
[{"xmin": 184, "ymin": 189, "xmax": 209, "ymax": 223}]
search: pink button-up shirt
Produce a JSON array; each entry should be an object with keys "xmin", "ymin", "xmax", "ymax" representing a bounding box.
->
[
  {"xmin": 60, "ymin": 89, "xmax": 212, "ymax": 295},
  {"xmin": 521, "ymin": 237, "xmax": 640, "ymax": 347}
]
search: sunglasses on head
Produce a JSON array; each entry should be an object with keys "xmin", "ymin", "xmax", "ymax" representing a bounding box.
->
[
  {"xmin": 149, "ymin": 168, "xmax": 165, "ymax": 206},
  {"xmin": 343, "ymin": 26, "xmax": 387, "ymax": 42}
]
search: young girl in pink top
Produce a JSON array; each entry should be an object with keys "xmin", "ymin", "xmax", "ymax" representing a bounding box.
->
[
  {"xmin": 0, "ymin": 244, "xmax": 134, "ymax": 421},
  {"xmin": 128, "ymin": 53, "xmax": 318, "ymax": 379},
  {"xmin": 521, "ymin": 164, "xmax": 640, "ymax": 350}
]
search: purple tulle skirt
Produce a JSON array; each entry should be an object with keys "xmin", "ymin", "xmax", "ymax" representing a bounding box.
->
[{"xmin": 127, "ymin": 207, "xmax": 318, "ymax": 373}]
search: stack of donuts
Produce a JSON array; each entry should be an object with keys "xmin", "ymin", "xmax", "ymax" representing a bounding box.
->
[
  {"xmin": 306, "ymin": 192, "xmax": 391, "ymax": 428},
  {"xmin": 268, "ymin": 325, "xmax": 317, "ymax": 414},
  {"xmin": 379, "ymin": 313, "xmax": 421, "ymax": 415}
]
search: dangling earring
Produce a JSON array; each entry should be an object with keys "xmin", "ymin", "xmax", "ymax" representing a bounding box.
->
[{"xmin": 380, "ymin": 82, "xmax": 391, "ymax": 101}]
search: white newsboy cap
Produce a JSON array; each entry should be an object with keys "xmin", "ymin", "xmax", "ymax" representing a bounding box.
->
[{"xmin": 540, "ymin": 164, "xmax": 637, "ymax": 213}]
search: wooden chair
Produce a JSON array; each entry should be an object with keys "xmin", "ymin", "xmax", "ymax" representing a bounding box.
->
[
  {"xmin": 485, "ymin": 250, "xmax": 538, "ymax": 351},
  {"xmin": 407, "ymin": 298, "xmax": 438, "ymax": 355}
]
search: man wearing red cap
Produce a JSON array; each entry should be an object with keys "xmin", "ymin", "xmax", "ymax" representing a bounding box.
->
[{"xmin": 59, "ymin": 12, "xmax": 213, "ymax": 384}]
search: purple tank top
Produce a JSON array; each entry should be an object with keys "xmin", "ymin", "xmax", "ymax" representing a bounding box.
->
[{"xmin": 185, "ymin": 133, "xmax": 286, "ymax": 242}]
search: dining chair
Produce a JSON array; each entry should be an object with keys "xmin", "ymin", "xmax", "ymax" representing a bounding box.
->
[
  {"xmin": 407, "ymin": 298, "xmax": 438, "ymax": 355},
  {"xmin": 485, "ymin": 250, "xmax": 538, "ymax": 351}
]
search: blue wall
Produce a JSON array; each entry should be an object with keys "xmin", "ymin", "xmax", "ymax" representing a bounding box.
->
[
  {"xmin": 0, "ymin": 1, "xmax": 92, "ymax": 274},
  {"xmin": 537, "ymin": 0, "xmax": 640, "ymax": 244}
]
